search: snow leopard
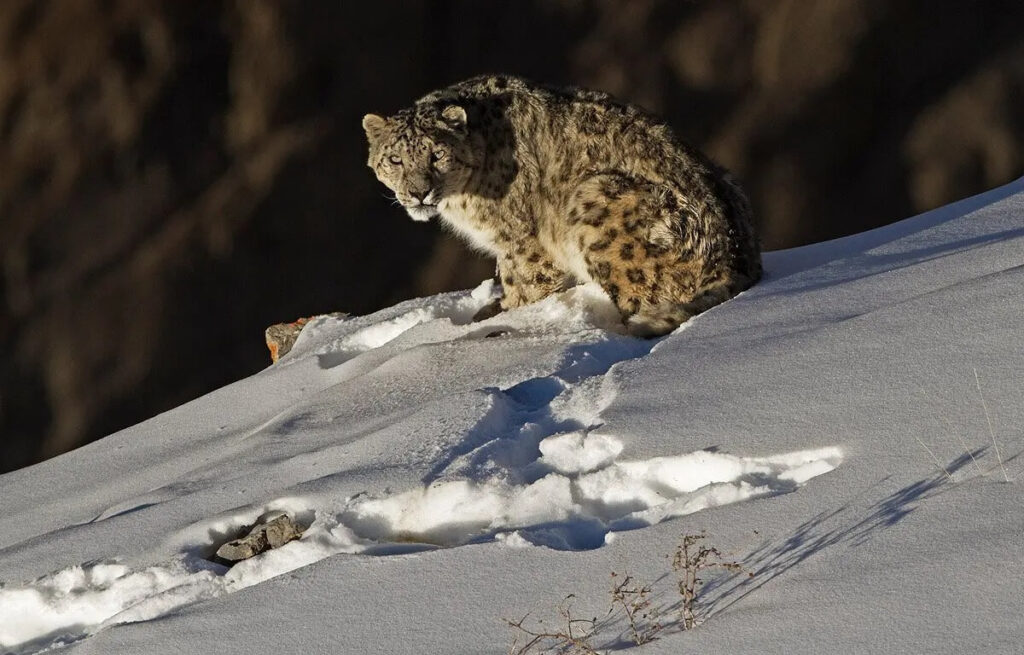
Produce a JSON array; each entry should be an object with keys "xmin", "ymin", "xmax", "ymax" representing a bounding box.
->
[{"xmin": 362, "ymin": 74, "xmax": 761, "ymax": 336}]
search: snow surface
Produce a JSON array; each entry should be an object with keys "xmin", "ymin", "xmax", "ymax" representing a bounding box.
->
[{"xmin": 1, "ymin": 179, "xmax": 1023, "ymax": 654}]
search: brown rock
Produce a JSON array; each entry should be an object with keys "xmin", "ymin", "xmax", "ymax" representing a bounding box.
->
[
  {"xmin": 265, "ymin": 313, "xmax": 345, "ymax": 362},
  {"xmin": 265, "ymin": 317, "xmax": 311, "ymax": 363}
]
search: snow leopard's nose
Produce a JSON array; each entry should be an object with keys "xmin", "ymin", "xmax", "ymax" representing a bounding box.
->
[{"xmin": 412, "ymin": 189, "xmax": 438, "ymax": 206}]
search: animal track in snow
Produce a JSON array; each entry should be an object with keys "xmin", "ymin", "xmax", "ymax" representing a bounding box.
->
[
  {"xmin": 295, "ymin": 282, "xmax": 842, "ymax": 550},
  {"xmin": 339, "ymin": 441, "xmax": 842, "ymax": 550},
  {"xmin": 0, "ymin": 282, "xmax": 842, "ymax": 654},
  {"xmin": 0, "ymin": 439, "xmax": 841, "ymax": 653}
]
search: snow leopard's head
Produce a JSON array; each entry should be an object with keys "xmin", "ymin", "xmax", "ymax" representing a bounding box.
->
[{"xmin": 363, "ymin": 104, "xmax": 477, "ymax": 222}]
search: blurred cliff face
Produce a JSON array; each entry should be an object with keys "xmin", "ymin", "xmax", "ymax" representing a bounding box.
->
[{"xmin": 1, "ymin": 0, "xmax": 1022, "ymax": 472}]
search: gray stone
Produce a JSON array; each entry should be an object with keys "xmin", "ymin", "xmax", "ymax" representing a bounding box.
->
[{"xmin": 215, "ymin": 514, "xmax": 304, "ymax": 563}]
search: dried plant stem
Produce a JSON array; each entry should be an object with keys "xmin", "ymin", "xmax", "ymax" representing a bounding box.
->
[
  {"xmin": 672, "ymin": 532, "xmax": 750, "ymax": 630},
  {"xmin": 913, "ymin": 433, "xmax": 953, "ymax": 481},
  {"xmin": 506, "ymin": 533, "xmax": 749, "ymax": 652},
  {"xmin": 942, "ymin": 416, "xmax": 985, "ymax": 477},
  {"xmin": 974, "ymin": 368, "xmax": 1010, "ymax": 482},
  {"xmin": 609, "ymin": 573, "xmax": 661, "ymax": 645},
  {"xmin": 505, "ymin": 596, "xmax": 600, "ymax": 655}
]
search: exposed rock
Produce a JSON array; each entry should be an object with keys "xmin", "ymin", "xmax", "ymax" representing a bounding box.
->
[
  {"xmin": 215, "ymin": 514, "xmax": 304, "ymax": 563},
  {"xmin": 265, "ymin": 319, "xmax": 309, "ymax": 363},
  {"xmin": 471, "ymin": 300, "xmax": 503, "ymax": 324},
  {"xmin": 265, "ymin": 313, "xmax": 345, "ymax": 363}
]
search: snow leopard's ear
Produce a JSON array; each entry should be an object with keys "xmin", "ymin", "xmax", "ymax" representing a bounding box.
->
[
  {"xmin": 439, "ymin": 105, "xmax": 467, "ymax": 133},
  {"xmin": 362, "ymin": 114, "xmax": 386, "ymax": 142}
]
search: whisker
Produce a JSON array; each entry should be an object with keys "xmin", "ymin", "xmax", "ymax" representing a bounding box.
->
[{"xmin": 380, "ymin": 191, "xmax": 405, "ymax": 208}]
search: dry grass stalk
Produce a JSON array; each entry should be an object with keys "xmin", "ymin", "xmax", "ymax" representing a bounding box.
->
[
  {"xmin": 974, "ymin": 368, "xmax": 1011, "ymax": 482},
  {"xmin": 672, "ymin": 532, "xmax": 751, "ymax": 630},
  {"xmin": 506, "ymin": 595, "xmax": 601, "ymax": 655},
  {"xmin": 609, "ymin": 572, "xmax": 662, "ymax": 645}
]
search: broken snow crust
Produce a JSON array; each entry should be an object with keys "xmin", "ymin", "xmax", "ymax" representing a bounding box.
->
[{"xmin": 1, "ymin": 179, "xmax": 1023, "ymax": 654}]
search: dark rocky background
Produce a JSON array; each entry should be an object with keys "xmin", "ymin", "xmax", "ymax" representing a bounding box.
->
[{"xmin": 2, "ymin": 0, "xmax": 1022, "ymax": 472}]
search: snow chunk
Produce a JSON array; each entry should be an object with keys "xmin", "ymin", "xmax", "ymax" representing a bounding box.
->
[
  {"xmin": 0, "ymin": 561, "xmax": 214, "ymax": 651},
  {"xmin": 538, "ymin": 431, "xmax": 624, "ymax": 474},
  {"xmin": 335, "ymin": 445, "xmax": 841, "ymax": 548}
]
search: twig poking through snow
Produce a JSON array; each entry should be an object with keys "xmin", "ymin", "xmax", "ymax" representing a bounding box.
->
[
  {"xmin": 942, "ymin": 416, "xmax": 986, "ymax": 478},
  {"xmin": 974, "ymin": 368, "xmax": 1011, "ymax": 482},
  {"xmin": 912, "ymin": 434, "xmax": 953, "ymax": 482},
  {"xmin": 672, "ymin": 532, "xmax": 751, "ymax": 630},
  {"xmin": 609, "ymin": 572, "xmax": 662, "ymax": 645},
  {"xmin": 505, "ymin": 595, "xmax": 601, "ymax": 654}
]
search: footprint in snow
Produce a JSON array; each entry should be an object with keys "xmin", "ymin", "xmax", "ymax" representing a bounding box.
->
[{"xmin": 0, "ymin": 282, "xmax": 842, "ymax": 654}]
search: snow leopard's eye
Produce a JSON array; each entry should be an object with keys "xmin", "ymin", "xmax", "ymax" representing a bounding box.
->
[
  {"xmin": 388, "ymin": 155, "xmax": 403, "ymax": 166},
  {"xmin": 431, "ymin": 149, "xmax": 446, "ymax": 163}
]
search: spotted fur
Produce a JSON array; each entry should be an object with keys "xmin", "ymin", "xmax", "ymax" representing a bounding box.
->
[{"xmin": 363, "ymin": 75, "xmax": 762, "ymax": 336}]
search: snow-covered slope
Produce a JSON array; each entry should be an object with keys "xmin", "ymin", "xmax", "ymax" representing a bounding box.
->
[{"xmin": 2, "ymin": 179, "xmax": 1022, "ymax": 654}]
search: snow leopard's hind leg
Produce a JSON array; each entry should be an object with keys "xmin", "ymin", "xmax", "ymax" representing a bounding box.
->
[{"xmin": 565, "ymin": 172, "xmax": 745, "ymax": 338}]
